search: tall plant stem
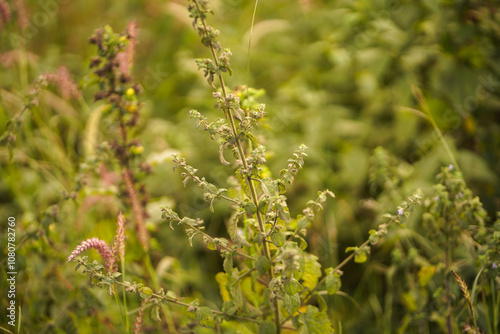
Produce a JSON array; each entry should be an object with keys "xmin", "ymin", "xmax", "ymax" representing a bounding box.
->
[
  {"xmin": 117, "ymin": 114, "xmax": 149, "ymax": 252},
  {"xmin": 445, "ymin": 231, "xmax": 453, "ymax": 334},
  {"xmin": 122, "ymin": 167, "xmax": 149, "ymax": 251},
  {"xmin": 192, "ymin": 1, "xmax": 280, "ymax": 330}
]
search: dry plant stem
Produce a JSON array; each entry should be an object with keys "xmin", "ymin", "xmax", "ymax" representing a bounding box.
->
[
  {"xmin": 122, "ymin": 167, "xmax": 149, "ymax": 251},
  {"xmin": 193, "ymin": 0, "xmax": 280, "ymax": 329},
  {"xmin": 118, "ymin": 114, "xmax": 149, "ymax": 251},
  {"xmin": 119, "ymin": 117, "xmax": 128, "ymax": 144}
]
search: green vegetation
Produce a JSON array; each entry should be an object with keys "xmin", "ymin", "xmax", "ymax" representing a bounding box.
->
[{"xmin": 1, "ymin": 0, "xmax": 499, "ymax": 333}]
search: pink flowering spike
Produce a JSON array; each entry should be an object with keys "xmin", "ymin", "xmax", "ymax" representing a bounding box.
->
[
  {"xmin": 133, "ymin": 300, "xmax": 146, "ymax": 334},
  {"xmin": 14, "ymin": 0, "xmax": 28, "ymax": 30},
  {"xmin": 43, "ymin": 66, "xmax": 82, "ymax": 99},
  {"xmin": 116, "ymin": 212, "xmax": 126, "ymax": 260},
  {"xmin": 67, "ymin": 237, "xmax": 112, "ymax": 270},
  {"xmin": 0, "ymin": 1, "xmax": 11, "ymax": 31},
  {"xmin": 109, "ymin": 212, "xmax": 126, "ymax": 273},
  {"xmin": 56, "ymin": 66, "xmax": 82, "ymax": 99},
  {"xmin": 126, "ymin": 21, "xmax": 138, "ymax": 64}
]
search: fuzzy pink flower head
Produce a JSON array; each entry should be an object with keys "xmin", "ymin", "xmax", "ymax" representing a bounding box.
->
[
  {"xmin": 67, "ymin": 237, "xmax": 112, "ymax": 269},
  {"xmin": 126, "ymin": 20, "xmax": 138, "ymax": 40},
  {"xmin": 109, "ymin": 212, "xmax": 126, "ymax": 273},
  {"xmin": 0, "ymin": 1, "xmax": 11, "ymax": 31},
  {"xmin": 43, "ymin": 66, "xmax": 82, "ymax": 99},
  {"xmin": 14, "ymin": 0, "xmax": 28, "ymax": 29}
]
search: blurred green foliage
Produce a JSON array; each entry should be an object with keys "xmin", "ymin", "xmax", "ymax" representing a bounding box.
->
[{"xmin": 1, "ymin": 0, "xmax": 499, "ymax": 333}]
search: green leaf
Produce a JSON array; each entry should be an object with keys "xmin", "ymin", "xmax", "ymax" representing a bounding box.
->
[
  {"xmin": 284, "ymin": 293, "xmax": 301, "ymax": 315},
  {"xmin": 298, "ymin": 306, "xmax": 334, "ymax": 333},
  {"xmin": 316, "ymin": 293, "xmax": 327, "ymax": 312},
  {"xmin": 222, "ymin": 300, "xmax": 237, "ymax": 315},
  {"xmin": 259, "ymin": 321, "xmax": 277, "ymax": 334},
  {"xmin": 227, "ymin": 211, "xmax": 251, "ymax": 247},
  {"xmin": 270, "ymin": 230, "xmax": 285, "ymax": 247},
  {"xmin": 151, "ymin": 305, "xmax": 161, "ymax": 321},
  {"xmin": 166, "ymin": 290, "xmax": 177, "ymax": 299},
  {"xmin": 284, "ymin": 278, "xmax": 303, "ymax": 295},
  {"xmin": 368, "ymin": 229, "xmax": 380, "ymax": 244},
  {"xmin": 325, "ymin": 268, "xmax": 342, "ymax": 295},
  {"xmin": 246, "ymin": 132, "xmax": 260, "ymax": 149},
  {"xmin": 207, "ymin": 241, "xmax": 216, "ymax": 250},
  {"xmin": 245, "ymin": 201, "xmax": 257, "ymax": 216},
  {"xmin": 346, "ymin": 246, "xmax": 370, "ymax": 263},
  {"xmin": 258, "ymin": 199, "xmax": 269, "ymax": 214},
  {"xmin": 297, "ymin": 216, "xmax": 310, "ymax": 230},
  {"xmin": 345, "ymin": 246, "xmax": 357, "ymax": 254},
  {"xmin": 297, "ymin": 236, "xmax": 308, "ymax": 250},
  {"xmin": 255, "ymin": 256, "xmax": 271, "ymax": 274},
  {"xmin": 355, "ymin": 251, "xmax": 368, "ymax": 263},
  {"xmin": 139, "ymin": 286, "xmax": 153, "ymax": 299},
  {"xmin": 195, "ymin": 307, "xmax": 215, "ymax": 328},
  {"xmin": 301, "ymin": 254, "xmax": 322, "ymax": 290},
  {"xmin": 223, "ymin": 256, "xmax": 233, "ymax": 274},
  {"xmin": 278, "ymin": 206, "xmax": 291, "ymax": 221}
]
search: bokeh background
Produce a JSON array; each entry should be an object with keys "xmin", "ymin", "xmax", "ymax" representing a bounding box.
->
[{"xmin": 1, "ymin": 0, "xmax": 499, "ymax": 332}]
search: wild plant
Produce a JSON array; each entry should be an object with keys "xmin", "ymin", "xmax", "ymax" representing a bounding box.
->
[
  {"xmin": 452, "ymin": 270, "xmax": 482, "ymax": 334},
  {"xmin": 423, "ymin": 166, "xmax": 500, "ymax": 333},
  {"xmin": 66, "ymin": 0, "xmax": 427, "ymax": 332},
  {"xmin": 83, "ymin": 22, "xmax": 151, "ymax": 252},
  {"xmin": 382, "ymin": 164, "xmax": 499, "ymax": 333}
]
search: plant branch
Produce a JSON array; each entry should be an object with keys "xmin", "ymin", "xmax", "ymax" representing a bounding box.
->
[
  {"xmin": 114, "ymin": 281, "xmax": 260, "ymax": 323},
  {"xmin": 187, "ymin": 223, "xmax": 255, "ymax": 260}
]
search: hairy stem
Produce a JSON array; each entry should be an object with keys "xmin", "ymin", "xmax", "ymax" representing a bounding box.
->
[
  {"xmin": 115, "ymin": 280, "xmax": 259, "ymax": 323},
  {"xmin": 187, "ymin": 223, "xmax": 255, "ymax": 260},
  {"xmin": 192, "ymin": 0, "xmax": 280, "ymax": 330}
]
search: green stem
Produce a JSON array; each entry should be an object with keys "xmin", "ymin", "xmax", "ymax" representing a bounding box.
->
[
  {"xmin": 444, "ymin": 233, "xmax": 453, "ymax": 334},
  {"xmin": 143, "ymin": 255, "xmax": 177, "ymax": 333},
  {"xmin": 492, "ymin": 278, "xmax": 499, "ymax": 334},
  {"xmin": 120, "ymin": 260, "xmax": 130, "ymax": 332},
  {"xmin": 115, "ymin": 280, "xmax": 259, "ymax": 323},
  {"xmin": 482, "ymin": 290, "xmax": 493, "ymax": 334},
  {"xmin": 187, "ymin": 223, "xmax": 255, "ymax": 260},
  {"xmin": 282, "ymin": 212, "xmax": 406, "ymax": 327}
]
